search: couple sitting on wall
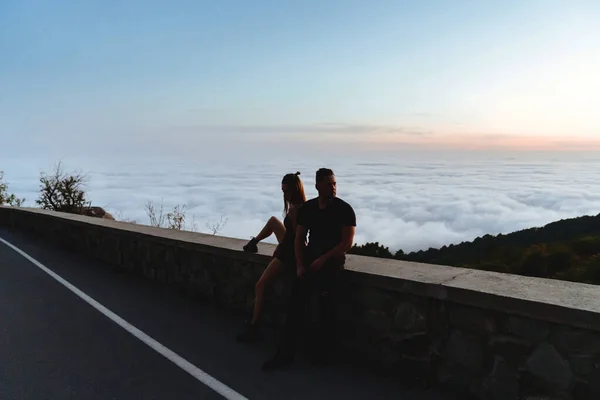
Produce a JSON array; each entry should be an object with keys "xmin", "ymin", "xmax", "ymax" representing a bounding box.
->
[{"xmin": 238, "ymin": 167, "xmax": 356, "ymax": 371}]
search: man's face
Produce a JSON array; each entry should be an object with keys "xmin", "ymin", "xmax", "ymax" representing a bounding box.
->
[{"xmin": 316, "ymin": 174, "xmax": 336, "ymax": 200}]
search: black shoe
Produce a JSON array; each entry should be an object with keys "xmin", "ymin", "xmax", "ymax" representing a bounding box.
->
[
  {"xmin": 262, "ymin": 350, "xmax": 293, "ymax": 372},
  {"xmin": 243, "ymin": 237, "xmax": 258, "ymax": 253},
  {"xmin": 236, "ymin": 321, "xmax": 261, "ymax": 343}
]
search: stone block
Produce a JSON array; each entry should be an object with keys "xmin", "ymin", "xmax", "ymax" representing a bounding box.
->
[
  {"xmin": 253, "ymin": 264, "xmax": 267, "ymax": 277},
  {"xmin": 480, "ymin": 356, "xmax": 519, "ymax": 400},
  {"xmin": 587, "ymin": 365, "xmax": 600, "ymax": 394},
  {"xmin": 393, "ymin": 302, "xmax": 426, "ymax": 332},
  {"xmin": 230, "ymin": 268, "xmax": 252, "ymax": 290},
  {"xmin": 443, "ymin": 329, "xmax": 484, "ymax": 371},
  {"xmin": 393, "ymin": 331, "xmax": 430, "ymax": 359},
  {"xmin": 488, "ymin": 334, "xmax": 533, "ymax": 367},
  {"xmin": 364, "ymin": 310, "xmax": 393, "ymax": 336},
  {"xmin": 164, "ymin": 246, "xmax": 175, "ymax": 265},
  {"xmin": 241, "ymin": 263, "xmax": 259, "ymax": 281},
  {"xmin": 436, "ymin": 360, "xmax": 476, "ymax": 394},
  {"xmin": 551, "ymin": 328, "xmax": 600, "ymax": 357},
  {"xmin": 178, "ymin": 249, "xmax": 192, "ymax": 269},
  {"xmin": 449, "ymin": 304, "xmax": 498, "ymax": 335},
  {"xmin": 526, "ymin": 343, "xmax": 573, "ymax": 391},
  {"xmin": 219, "ymin": 281, "xmax": 236, "ymax": 301},
  {"xmin": 568, "ymin": 354, "xmax": 600, "ymax": 378},
  {"xmin": 427, "ymin": 299, "xmax": 449, "ymax": 338},
  {"xmin": 228, "ymin": 260, "xmax": 243, "ymax": 277},
  {"xmin": 192, "ymin": 269, "xmax": 215, "ymax": 298},
  {"xmin": 210, "ymin": 259, "xmax": 230, "ymax": 281},
  {"xmin": 360, "ymin": 287, "xmax": 397, "ymax": 315},
  {"xmin": 187, "ymin": 252, "xmax": 204, "ymax": 275},
  {"xmin": 149, "ymin": 243, "xmax": 167, "ymax": 269},
  {"xmin": 572, "ymin": 378, "xmax": 596, "ymax": 400}
]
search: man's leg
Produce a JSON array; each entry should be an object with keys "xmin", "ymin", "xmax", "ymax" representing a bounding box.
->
[
  {"xmin": 312, "ymin": 265, "xmax": 342, "ymax": 365},
  {"xmin": 281, "ymin": 276, "xmax": 309, "ymax": 355},
  {"xmin": 262, "ymin": 275, "xmax": 309, "ymax": 371}
]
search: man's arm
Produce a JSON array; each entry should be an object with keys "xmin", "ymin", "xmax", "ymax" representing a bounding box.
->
[
  {"xmin": 315, "ymin": 203, "xmax": 356, "ymax": 264},
  {"xmin": 295, "ymin": 224, "xmax": 308, "ymax": 275},
  {"xmin": 319, "ymin": 225, "xmax": 355, "ymax": 262}
]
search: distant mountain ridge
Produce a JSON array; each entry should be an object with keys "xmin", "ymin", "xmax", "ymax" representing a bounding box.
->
[{"xmin": 348, "ymin": 213, "xmax": 600, "ymax": 285}]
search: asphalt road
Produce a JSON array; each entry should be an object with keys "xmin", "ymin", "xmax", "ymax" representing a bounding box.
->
[{"xmin": 0, "ymin": 227, "xmax": 451, "ymax": 400}]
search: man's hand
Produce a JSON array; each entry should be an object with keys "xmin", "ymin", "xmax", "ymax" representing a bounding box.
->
[
  {"xmin": 309, "ymin": 256, "xmax": 326, "ymax": 272},
  {"xmin": 297, "ymin": 265, "xmax": 306, "ymax": 277}
]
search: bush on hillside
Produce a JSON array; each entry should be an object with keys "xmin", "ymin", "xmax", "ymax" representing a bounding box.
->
[{"xmin": 348, "ymin": 242, "xmax": 393, "ymax": 258}]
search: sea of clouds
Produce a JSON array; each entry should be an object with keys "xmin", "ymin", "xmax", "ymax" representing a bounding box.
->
[{"xmin": 3, "ymin": 150, "xmax": 600, "ymax": 253}]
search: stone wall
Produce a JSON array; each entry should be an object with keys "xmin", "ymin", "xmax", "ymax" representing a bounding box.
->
[{"xmin": 2, "ymin": 206, "xmax": 600, "ymax": 400}]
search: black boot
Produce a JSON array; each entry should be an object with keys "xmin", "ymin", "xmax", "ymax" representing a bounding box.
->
[
  {"xmin": 262, "ymin": 348, "xmax": 293, "ymax": 372},
  {"xmin": 236, "ymin": 321, "xmax": 261, "ymax": 343},
  {"xmin": 243, "ymin": 237, "xmax": 258, "ymax": 253}
]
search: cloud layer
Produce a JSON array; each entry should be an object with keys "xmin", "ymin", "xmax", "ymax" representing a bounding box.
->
[{"xmin": 3, "ymin": 151, "xmax": 600, "ymax": 253}]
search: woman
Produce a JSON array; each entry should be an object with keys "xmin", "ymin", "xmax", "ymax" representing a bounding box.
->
[{"xmin": 237, "ymin": 171, "xmax": 306, "ymax": 343}]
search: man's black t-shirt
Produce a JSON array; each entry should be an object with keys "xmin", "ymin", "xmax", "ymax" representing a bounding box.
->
[{"xmin": 297, "ymin": 197, "xmax": 356, "ymax": 262}]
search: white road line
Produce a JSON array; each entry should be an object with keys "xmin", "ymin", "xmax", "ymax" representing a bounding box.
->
[{"xmin": 0, "ymin": 237, "xmax": 249, "ymax": 400}]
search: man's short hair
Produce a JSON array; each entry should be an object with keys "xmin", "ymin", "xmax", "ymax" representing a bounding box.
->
[{"xmin": 316, "ymin": 168, "xmax": 335, "ymax": 183}]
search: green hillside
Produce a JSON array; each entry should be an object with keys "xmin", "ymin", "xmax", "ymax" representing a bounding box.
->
[{"xmin": 348, "ymin": 213, "xmax": 600, "ymax": 285}]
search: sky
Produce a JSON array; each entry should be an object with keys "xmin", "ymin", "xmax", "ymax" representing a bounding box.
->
[{"xmin": 1, "ymin": 0, "xmax": 599, "ymax": 157}]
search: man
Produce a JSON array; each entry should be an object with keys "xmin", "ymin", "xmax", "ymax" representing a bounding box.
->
[{"xmin": 263, "ymin": 168, "xmax": 356, "ymax": 371}]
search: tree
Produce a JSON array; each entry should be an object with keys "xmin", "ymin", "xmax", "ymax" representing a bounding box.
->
[
  {"xmin": 36, "ymin": 162, "xmax": 88, "ymax": 213},
  {"xmin": 571, "ymin": 236, "xmax": 600, "ymax": 257},
  {"xmin": 394, "ymin": 248, "xmax": 406, "ymax": 259},
  {"xmin": 348, "ymin": 242, "xmax": 393, "ymax": 259},
  {"xmin": 546, "ymin": 250, "xmax": 573, "ymax": 275},
  {"xmin": 519, "ymin": 250, "xmax": 549, "ymax": 278},
  {"xmin": 582, "ymin": 258, "xmax": 600, "ymax": 284},
  {"xmin": 472, "ymin": 261, "xmax": 511, "ymax": 274},
  {"xmin": 0, "ymin": 171, "xmax": 25, "ymax": 206}
]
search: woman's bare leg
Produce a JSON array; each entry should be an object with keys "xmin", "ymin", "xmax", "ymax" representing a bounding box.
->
[
  {"xmin": 252, "ymin": 258, "xmax": 283, "ymax": 324},
  {"xmin": 255, "ymin": 216, "xmax": 286, "ymax": 243}
]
